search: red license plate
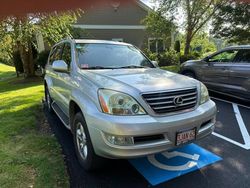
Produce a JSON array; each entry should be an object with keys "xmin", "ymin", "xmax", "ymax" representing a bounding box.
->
[{"xmin": 176, "ymin": 128, "xmax": 196, "ymax": 146}]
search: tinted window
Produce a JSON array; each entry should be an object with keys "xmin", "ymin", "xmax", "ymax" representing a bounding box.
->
[
  {"xmin": 75, "ymin": 43, "xmax": 154, "ymax": 69},
  {"xmin": 48, "ymin": 47, "xmax": 57, "ymax": 65},
  {"xmin": 208, "ymin": 50, "xmax": 238, "ymax": 63},
  {"xmin": 49, "ymin": 44, "xmax": 63, "ymax": 65},
  {"xmin": 62, "ymin": 43, "xmax": 72, "ymax": 66},
  {"xmin": 234, "ymin": 50, "xmax": 250, "ymax": 63}
]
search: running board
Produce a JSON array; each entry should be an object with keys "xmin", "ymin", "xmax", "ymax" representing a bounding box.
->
[{"xmin": 51, "ymin": 102, "xmax": 71, "ymax": 130}]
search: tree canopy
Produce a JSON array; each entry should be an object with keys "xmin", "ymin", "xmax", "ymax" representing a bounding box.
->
[
  {"xmin": 156, "ymin": 0, "xmax": 225, "ymax": 55},
  {"xmin": 0, "ymin": 10, "xmax": 82, "ymax": 77},
  {"xmin": 212, "ymin": 0, "xmax": 250, "ymax": 44}
]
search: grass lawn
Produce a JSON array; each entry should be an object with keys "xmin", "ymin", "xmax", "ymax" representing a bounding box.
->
[
  {"xmin": 0, "ymin": 63, "xmax": 69, "ymax": 187},
  {"xmin": 160, "ymin": 65, "xmax": 180, "ymax": 73}
]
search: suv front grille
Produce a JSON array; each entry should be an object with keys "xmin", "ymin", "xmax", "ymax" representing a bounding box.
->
[{"xmin": 142, "ymin": 88, "xmax": 197, "ymax": 114}]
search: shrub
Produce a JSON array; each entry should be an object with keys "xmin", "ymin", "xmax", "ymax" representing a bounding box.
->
[{"xmin": 158, "ymin": 49, "xmax": 179, "ymax": 67}]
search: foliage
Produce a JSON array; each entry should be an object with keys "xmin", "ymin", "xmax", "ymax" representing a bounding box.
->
[
  {"xmin": 212, "ymin": 0, "xmax": 250, "ymax": 44},
  {"xmin": 161, "ymin": 65, "xmax": 180, "ymax": 73},
  {"xmin": 35, "ymin": 50, "xmax": 50, "ymax": 69},
  {"xmin": 158, "ymin": 48, "xmax": 179, "ymax": 66},
  {"xmin": 70, "ymin": 27, "xmax": 92, "ymax": 39},
  {"xmin": 0, "ymin": 34, "xmax": 13, "ymax": 65},
  {"xmin": 40, "ymin": 10, "xmax": 83, "ymax": 46},
  {"xmin": 158, "ymin": 0, "xmax": 225, "ymax": 55},
  {"xmin": 0, "ymin": 63, "xmax": 69, "ymax": 187},
  {"xmin": 0, "ymin": 9, "xmax": 82, "ymax": 77},
  {"xmin": 142, "ymin": 9, "xmax": 175, "ymax": 40},
  {"xmin": 143, "ymin": 48, "xmax": 179, "ymax": 66}
]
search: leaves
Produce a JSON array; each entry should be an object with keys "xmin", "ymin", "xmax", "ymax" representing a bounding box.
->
[
  {"xmin": 142, "ymin": 10, "xmax": 175, "ymax": 39},
  {"xmin": 212, "ymin": 0, "xmax": 250, "ymax": 44}
]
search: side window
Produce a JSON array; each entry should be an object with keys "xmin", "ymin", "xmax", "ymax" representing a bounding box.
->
[
  {"xmin": 61, "ymin": 43, "xmax": 72, "ymax": 66},
  {"xmin": 48, "ymin": 47, "xmax": 56, "ymax": 65},
  {"xmin": 49, "ymin": 44, "xmax": 63, "ymax": 65},
  {"xmin": 208, "ymin": 50, "xmax": 238, "ymax": 63},
  {"xmin": 234, "ymin": 50, "xmax": 250, "ymax": 63}
]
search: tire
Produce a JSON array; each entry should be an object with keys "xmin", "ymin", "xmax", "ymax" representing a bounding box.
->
[
  {"xmin": 73, "ymin": 112, "xmax": 105, "ymax": 171},
  {"xmin": 45, "ymin": 85, "xmax": 53, "ymax": 113},
  {"xmin": 183, "ymin": 71, "xmax": 196, "ymax": 79}
]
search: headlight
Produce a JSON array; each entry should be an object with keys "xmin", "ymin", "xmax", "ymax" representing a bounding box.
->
[
  {"xmin": 200, "ymin": 83, "xmax": 209, "ymax": 104},
  {"xmin": 98, "ymin": 89, "xmax": 146, "ymax": 115}
]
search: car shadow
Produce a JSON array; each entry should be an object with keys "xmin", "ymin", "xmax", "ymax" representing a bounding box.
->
[{"xmin": 43, "ymin": 107, "xmax": 148, "ymax": 188}]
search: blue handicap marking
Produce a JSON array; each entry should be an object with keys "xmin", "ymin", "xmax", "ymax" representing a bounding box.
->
[{"xmin": 129, "ymin": 144, "xmax": 222, "ymax": 186}]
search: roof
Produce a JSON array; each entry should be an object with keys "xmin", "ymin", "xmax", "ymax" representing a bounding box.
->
[
  {"xmin": 223, "ymin": 45, "xmax": 250, "ymax": 50},
  {"xmin": 137, "ymin": 0, "xmax": 153, "ymax": 12},
  {"xmin": 73, "ymin": 39, "xmax": 131, "ymax": 46}
]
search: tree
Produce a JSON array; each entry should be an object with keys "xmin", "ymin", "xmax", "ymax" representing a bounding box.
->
[
  {"xmin": 0, "ymin": 10, "xmax": 82, "ymax": 78},
  {"xmin": 142, "ymin": 9, "xmax": 175, "ymax": 40},
  {"xmin": 158, "ymin": 0, "xmax": 224, "ymax": 55},
  {"xmin": 212, "ymin": 0, "xmax": 250, "ymax": 44}
]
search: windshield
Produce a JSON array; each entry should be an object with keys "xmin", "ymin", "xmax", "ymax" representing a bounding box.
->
[{"xmin": 75, "ymin": 43, "xmax": 154, "ymax": 69}]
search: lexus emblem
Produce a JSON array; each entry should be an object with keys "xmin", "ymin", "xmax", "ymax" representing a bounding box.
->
[{"xmin": 173, "ymin": 96, "xmax": 183, "ymax": 106}]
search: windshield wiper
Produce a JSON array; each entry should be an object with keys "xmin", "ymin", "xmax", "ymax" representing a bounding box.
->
[
  {"xmin": 117, "ymin": 65, "xmax": 147, "ymax": 69},
  {"xmin": 81, "ymin": 66, "xmax": 116, "ymax": 70}
]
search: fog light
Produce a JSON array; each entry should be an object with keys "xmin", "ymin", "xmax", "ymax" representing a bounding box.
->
[{"xmin": 104, "ymin": 133, "xmax": 134, "ymax": 146}]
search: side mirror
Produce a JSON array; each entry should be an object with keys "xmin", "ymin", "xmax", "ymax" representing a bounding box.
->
[
  {"xmin": 151, "ymin": 60, "xmax": 159, "ymax": 68},
  {"xmin": 52, "ymin": 60, "xmax": 68, "ymax": 72}
]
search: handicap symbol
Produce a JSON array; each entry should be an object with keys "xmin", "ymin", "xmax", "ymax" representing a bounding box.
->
[
  {"xmin": 129, "ymin": 144, "xmax": 222, "ymax": 186},
  {"xmin": 148, "ymin": 150, "xmax": 200, "ymax": 171}
]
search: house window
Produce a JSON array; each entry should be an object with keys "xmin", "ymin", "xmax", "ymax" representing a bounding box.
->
[
  {"xmin": 112, "ymin": 38, "xmax": 123, "ymax": 42},
  {"xmin": 148, "ymin": 38, "xmax": 165, "ymax": 53}
]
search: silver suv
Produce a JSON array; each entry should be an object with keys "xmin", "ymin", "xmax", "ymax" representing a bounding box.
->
[{"xmin": 44, "ymin": 39, "xmax": 217, "ymax": 171}]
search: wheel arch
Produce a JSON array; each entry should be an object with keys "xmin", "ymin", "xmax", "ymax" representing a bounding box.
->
[{"xmin": 69, "ymin": 100, "xmax": 83, "ymax": 131}]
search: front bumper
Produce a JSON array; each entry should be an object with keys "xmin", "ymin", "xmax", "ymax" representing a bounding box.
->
[{"xmin": 86, "ymin": 99, "xmax": 217, "ymax": 159}]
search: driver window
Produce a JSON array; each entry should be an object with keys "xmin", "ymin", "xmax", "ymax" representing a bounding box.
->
[{"xmin": 208, "ymin": 50, "xmax": 238, "ymax": 63}]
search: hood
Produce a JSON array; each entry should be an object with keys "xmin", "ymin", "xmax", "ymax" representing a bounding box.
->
[{"xmin": 81, "ymin": 68, "xmax": 199, "ymax": 93}]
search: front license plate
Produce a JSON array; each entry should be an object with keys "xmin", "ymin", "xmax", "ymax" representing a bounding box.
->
[{"xmin": 176, "ymin": 128, "xmax": 196, "ymax": 146}]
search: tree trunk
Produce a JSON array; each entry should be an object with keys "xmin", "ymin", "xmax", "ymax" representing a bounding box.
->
[
  {"xmin": 17, "ymin": 42, "xmax": 35, "ymax": 78},
  {"xmin": 184, "ymin": 31, "xmax": 192, "ymax": 55}
]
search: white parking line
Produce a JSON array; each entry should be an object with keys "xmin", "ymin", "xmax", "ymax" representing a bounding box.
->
[
  {"xmin": 211, "ymin": 97, "xmax": 250, "ymax": 109},
  {"xmin": 212, "ymin": 102, "xmax": 250, "ymax": 150}
]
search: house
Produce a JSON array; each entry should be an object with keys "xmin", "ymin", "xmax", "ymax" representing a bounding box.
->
[
  {"xmin": 37, "ymin": 0, "xmax": 171, "ymax": 52},
  {"xmin": 72, "ymin": 0, "xmax": 155, "ymax": 50}
]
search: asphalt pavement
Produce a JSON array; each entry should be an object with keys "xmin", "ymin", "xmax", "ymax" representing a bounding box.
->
[{"xmin": 44, "ymin": 94, "xmax": 250, "ymax": 188}]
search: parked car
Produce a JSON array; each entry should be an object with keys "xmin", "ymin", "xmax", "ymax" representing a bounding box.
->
[
  {"xmin": 44, "ymin": 39, "xmax": 217, "ymax": 171},
  {"xmin": 180, "ymin": 45, "xmax": 250, "ymax": 101}
]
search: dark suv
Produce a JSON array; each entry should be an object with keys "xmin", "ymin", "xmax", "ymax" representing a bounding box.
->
[{"xmin": 180, "ymin": 45, "xmax": 250, "ymax": 101}]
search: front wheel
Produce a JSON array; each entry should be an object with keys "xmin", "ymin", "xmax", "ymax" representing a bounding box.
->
[{"xmin": 73, "ymin": 112, "xmax": 105, "ymax": 171}]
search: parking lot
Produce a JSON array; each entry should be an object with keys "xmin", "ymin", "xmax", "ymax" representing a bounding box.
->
[{"xmin": 45, "ymin": 94, "xmax": 250, "ymax": 188}]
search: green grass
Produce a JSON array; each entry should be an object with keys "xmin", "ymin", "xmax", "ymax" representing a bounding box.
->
[
  {"xmin": 0, "ymin": 63, "xmax": 69, "ymax": 188},
  {"xmin": 160, "ymin": 65, "xmax": 180, "ymax": 73}
]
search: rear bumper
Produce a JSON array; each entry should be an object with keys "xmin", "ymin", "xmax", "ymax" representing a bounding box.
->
[{"xmin": 86, "ymin": 99, "xmax": 217, "ymax": 159}]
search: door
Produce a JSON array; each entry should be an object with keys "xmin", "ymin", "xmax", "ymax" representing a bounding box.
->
[
  {"xmin": 54, "ymin": 42, "xmax": 73, "ymax": 115},
  {"xmin": 46, "ymin": 44, "xmax": 64, "ymax": 102},
  {"xmin": 227, "ymin": 49, "xmax": 250, "ymax": 98},
  {"xmin": 201, "ymin": 49, "xmax": 238, "ymax": 92}
]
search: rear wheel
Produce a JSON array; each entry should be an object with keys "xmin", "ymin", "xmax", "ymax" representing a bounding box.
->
[
  {"xmin": 45, "ymin": 86, "xmax": 53, "ymax": 113},
  {"xmin": 73, "ymin": 112, "xmax": 105, "ymax": 171}
]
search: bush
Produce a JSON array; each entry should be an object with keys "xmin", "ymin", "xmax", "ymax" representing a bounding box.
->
[
  {"xmin": 13, "ymin": 51, "xmax": 24, "ymax": 73},
  {"xmin": 180, "ymin": 50, "xmax": 203, "ymax": 63},
  {"xmin": 35, "ymin": 50, "xmax": 50, "ymax": 68},
  {"xmin": 158, "ymin": 49, "xmax": 179, "ymax": 67}
]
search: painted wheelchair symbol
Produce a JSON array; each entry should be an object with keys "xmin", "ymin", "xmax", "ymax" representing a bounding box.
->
[{"xmin": 148, "ymin": 151, "xmax": 200, "ymax": 171}]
